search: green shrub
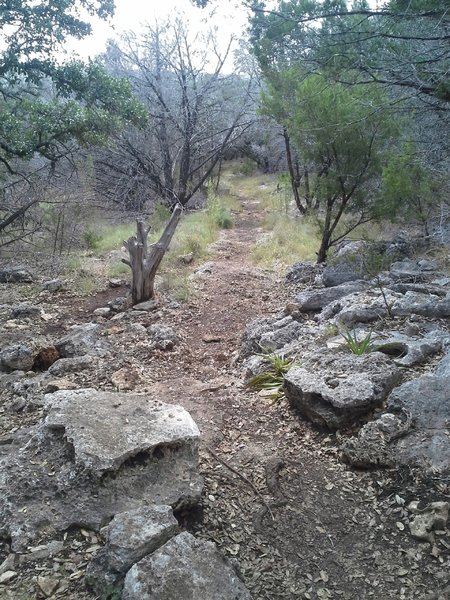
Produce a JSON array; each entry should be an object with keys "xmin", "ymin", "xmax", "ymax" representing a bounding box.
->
[
  {"xmin": 83, "ymin": 227, "xmax": 102, "ymax": 250},
  {"xmin": 95, "ymin": 223, "xmax": 136, "ymax": 253},
  {"xmin": 207, "ymin": 187, "xmax": 233, "ymax": 229}
]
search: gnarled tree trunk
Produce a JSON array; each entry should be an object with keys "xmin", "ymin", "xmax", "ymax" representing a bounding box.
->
[{"xmin": 123, "ymin": 204, "xmax": 183, "ymax": 305}]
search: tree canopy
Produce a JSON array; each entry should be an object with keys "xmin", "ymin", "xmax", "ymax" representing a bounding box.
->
[
  {"xmin": 0, "ymin": 0, "xmax": 147, "ymax": 245},
  {"xmin": 0, "ymin": 0, "xmax": 146, "ymax": 174}
]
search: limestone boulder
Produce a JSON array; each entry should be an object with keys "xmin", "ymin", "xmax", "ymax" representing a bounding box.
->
[
  {"xmin": 284, "ymin": 352, "xmax": 401, "ymax": 429},
  {"xmin": 0, "ymin": 389, "xmax": 202, "ymax": 550},
  {"xmin": 55, "ymin": 323, "xmax": 106, "ymax": 358},
  {"xmin": 122, "ymin": 532, "xmax": 252, "ymax": 600},
  {"xmin": 343, "ymin": 375, "xmax": 450, "ymax": 472},
  {"xmin": 295, "ymin": 281, "xmax": 367, "ymax": 312},
  {"xmin": 0, "ymin": 344, "xmax": 35, "ymax": 372},
  {"xmin": 390, "ymin": 259, "xmax": 439, "ymax": 282},
  {"xmin": 373, "ymin": 331, "xmax": 446, "ymax": 367},
  {"xmin": 48, "ymin": 355, "xmax": 95, "ymax": 376},
  {"xmin": 386, "ymin": 375, "xmax": 450, "ymax": 472},
  {"xmin": 44, "ymin": 389, "xmax": 200, "ymax": 473},
  {"xmin": 147, "ymin": 324, "xmax": 179, "ymax": 351},
  {"xmin": 11, "ymin": 303, "xmax": 41, "ymax": 319}
]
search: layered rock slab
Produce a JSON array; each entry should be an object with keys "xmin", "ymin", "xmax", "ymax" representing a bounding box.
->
[
  {"xmin": 343, "ymin": 375, "xmax": 450, "ymax": 472},
  {"xmin": 0, "ymin": 389, "xmax": 202, "ymax": 549},
  {"xmin": 122, "ymin": 531, "xmax": 252, "ymax": 600},
  {"xmin": 284, "ymin": 352, "xmax": 401, "ymax": 429}
]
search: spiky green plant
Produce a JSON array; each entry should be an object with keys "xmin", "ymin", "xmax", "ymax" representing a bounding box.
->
[
  {"xmin": 341, "ymin": 329, "xmax": 374, "ymax": 355},
  {"xmin": 247, "ymin": 352, "xmax": 294, "ymax": 398}
]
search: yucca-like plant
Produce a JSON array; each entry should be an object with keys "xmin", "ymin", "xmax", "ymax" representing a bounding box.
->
[
  {"xmin": 247, "ymin": 352, "xmax": 294, "ymax": 397},
  {"xmin": 341, "ymin": 329, "xmax": 374, "ymax": 355}
]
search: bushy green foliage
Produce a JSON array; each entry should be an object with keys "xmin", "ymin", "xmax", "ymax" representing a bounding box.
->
[
  {"xmin": 94, "ymin": 223, "xmax": 136, "ymax": 253},
  {"xmin": 380, "ymin": 143, "xmax": 440, "ymax": 229},
  {"xmin": 261, "ymin": 71, "xmax": 400, "ymax": 262},
  {"xmin": 83, "ymin": 227, "xmax": 103, "ymax": 250}
]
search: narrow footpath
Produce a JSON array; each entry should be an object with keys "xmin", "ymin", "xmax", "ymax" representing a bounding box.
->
[{"xmin": 132, "ymin": 190, "xmax": 443, "ymax": 600}]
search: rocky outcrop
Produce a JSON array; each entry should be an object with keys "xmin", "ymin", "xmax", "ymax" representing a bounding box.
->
[
  {"xmin": 373, "ymin": 330, "xmax": 446, "ymax": 367},
  {"xmin": 389, "ymin": 259, "xmax": 439, "ymax": 282},
  {"xmin": 343, "ymin": 375, "xmax": 450, "ymax": 472},
  {"xmin": 295, "ymin": 281, "xmax": 367, "ymax": 312},
  {"xmin": 284, "ymin": 352, "xmax": 401, "ymax": 429},
  {"xmin": 0, "ymin": 389, "xmax": 202, "ymax": 550},
  {"xmin": 122, "ymin": 532, "xmax": 252, "ymax": 600}
]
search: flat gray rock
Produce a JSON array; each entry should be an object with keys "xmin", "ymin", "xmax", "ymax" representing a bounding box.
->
[
  {"xmin": 55, "ymin": 323, "xmax": 104, "ymax": 357},
  {"xmin": 435, "ymin": 350, "xmax": 450, "ymax": 378},
  {"xmin": 122, "ymin": 532, "xmax": 252, "ymax": 600},
  {"xmin": 373, "ymin": 331, "xmax": 446, "ymax": 367},
  {"xmin": 295, "ymin": 281, "xmax": 366, "ymax": 312},
  {"xmin": 45, "ymin": 389, "xmax": 200, "ymax": 473},
  {"xmin": 0, "ymin": 390, "xmax": 202, "ymax": 550},
  {"xmin": 390, "ymin": 259, "xmax": 438, "ymax": 282},
  {"xmin": 284, "ymin": 352, "xmax": 401, "ymax": 429},
  {"xmin": 47, "ymin": 355, "xmax": 94, "ymax": 376},
  {"xmin": 344, "ymin": 375, "xmax": 450, "ymax": 472},
  {"xmin": 322, "ymin": 262, "xmax": 365, "ymax": 287},
  {"xmin": 0, "ymin": 267, "xmax": 34, "ymax": 283},
  {"xmin": 86, "ymin": 504, "xmax": 179, "ymax": 595},
  {"xmin": 391, "ymin": 292, "xmax": 450, "ymax": 319},
  {"xmin": 258, "ymin": 317, "xmax": 302, "ymax": 351},
  {"xmin": 11, "ymin": 303, "xmax": 41, "ymax": 318}
]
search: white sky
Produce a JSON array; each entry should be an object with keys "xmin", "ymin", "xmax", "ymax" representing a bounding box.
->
[{"xmin": 65, "ymin": 0, "xmax": 249, "ymax": 63}]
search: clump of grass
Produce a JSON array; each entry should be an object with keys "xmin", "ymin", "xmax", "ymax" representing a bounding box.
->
[
  {"xmin": 206, "ymin": 182, "xmax": 234, "ymax": 229},
  {"xmin": 65, "ymin": 255, "xmax": 82, "ymax": 273},
  {"xmin": 207, "ymin": 196, "xmax": 233, "ymax": 229},
  {"xmin": 93, "ymin": 223, "xmax": 136, "ymax": 253},
  {"xmin": 163, "ymin": 211, "xmax": 217, "ymax": 263},
  {"xmin": 341, "ymin": 329, "xmax": 374, "ymax": 355},
  {"xmin": 107, "ymin": 261, "xmax": 129, "ymax": 278},
  {"xmin": 76, "ymin": 273, "xmax": 98, "ymax": 296},
  {"xmin": 247, "ymin": 352, "xmax": 294, "ymax": 398},
  {"xmin": 159, "ymin": 272, "xmax": 192, "ymax": 303},
  {"xmin": 252, "ymin": 215, "xmax": 319, "ymax": 271},
  {"xmin": 83, "ymin": 227, "xmax": 103, "ymax": 250}
]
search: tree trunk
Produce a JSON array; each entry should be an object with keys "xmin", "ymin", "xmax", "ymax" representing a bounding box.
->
[
  {"xmin": 123, "ymin": 204, "xmax": 183, "ymax": 305},
  {"xmin": 316, "ymin": 201, "xmax": 333, "ymax": 264},
  {"xmin": 283, "ymin": 128, "xmax": 305, "ymax": 215}
]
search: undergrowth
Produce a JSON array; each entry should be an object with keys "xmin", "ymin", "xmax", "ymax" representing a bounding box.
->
[
  {"xmin": 252, "ymin": 215, "xmax": 318, "ymax": 270},
  {"xmin": 247, "ymin": 352, "xmax": 295, "ymax": 398}
]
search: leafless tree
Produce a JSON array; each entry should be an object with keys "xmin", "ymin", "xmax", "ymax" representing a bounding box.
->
[{"xmin": 96, "ymin": 19, "xmax": 255, "ymax": 303}]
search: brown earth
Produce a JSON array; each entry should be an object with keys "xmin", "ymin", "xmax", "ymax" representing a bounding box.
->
[{"xmin": 0, "ymin": 186, "xmax": 449, "ymax": 600}]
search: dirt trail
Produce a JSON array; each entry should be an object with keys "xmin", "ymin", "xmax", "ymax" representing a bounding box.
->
[
  {"xmin": 1, "ymin": 185, "xmax": 447, "ymax": 600},
  {"xmin": 135, "ymin": 192, "xmax": 446, "ymax": 600}
]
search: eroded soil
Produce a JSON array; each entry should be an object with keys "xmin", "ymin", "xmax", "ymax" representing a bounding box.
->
[{"xmin": 1, "ymin": 183, "xmax": 449, "ymax": 600}]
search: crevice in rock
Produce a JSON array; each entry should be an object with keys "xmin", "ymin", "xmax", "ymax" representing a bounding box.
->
[
  {"xmin": 173, "ymin": 503, "xmax": 204, "ymax": 531},
  {"xmin": 32, "ymin": 346, "xmax": 60, "ymax": 371},
  {"xmin": 375, "ymin": 342, "xmax": 408, "ymax": 358}
]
